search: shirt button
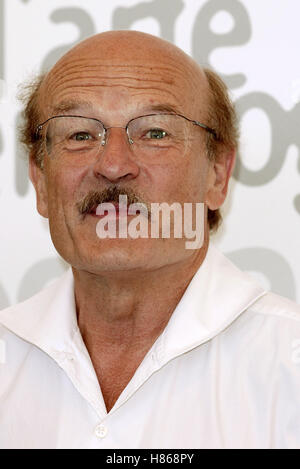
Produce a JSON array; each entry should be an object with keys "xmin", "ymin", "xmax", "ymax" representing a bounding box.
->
[{"xmin": 94, "ymin": 424, "xmax": 108, "ymax": 439}]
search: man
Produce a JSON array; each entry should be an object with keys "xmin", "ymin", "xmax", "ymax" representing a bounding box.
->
[{"xmin": 0, "ymin": 30, "xmax": 299, "ymax": 449}]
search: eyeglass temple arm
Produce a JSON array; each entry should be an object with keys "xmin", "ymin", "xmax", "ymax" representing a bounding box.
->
[{"xmin": 193, "ymin": 121, "xmax": 217, "ymax": 139}]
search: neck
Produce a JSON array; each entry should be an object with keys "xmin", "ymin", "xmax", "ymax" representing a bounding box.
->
[
  {"xmin": 74, "ymin": 241, "xmax": 208, "ymax": 344},
  {"xmin": 73, "ymin": 239, "xmax": 209, "ymax": 412}
]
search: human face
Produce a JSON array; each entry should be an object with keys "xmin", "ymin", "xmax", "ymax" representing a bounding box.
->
[{"xmin": 30, "ymin": 32, "xmax": 217, "ymax": 275}]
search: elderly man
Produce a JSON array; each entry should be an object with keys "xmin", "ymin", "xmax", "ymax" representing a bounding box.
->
[{"xmin": 0, "ymin": 30, "xmax": 299, "ymax": 449}]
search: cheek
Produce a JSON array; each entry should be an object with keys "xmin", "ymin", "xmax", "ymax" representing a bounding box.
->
[
  {"xmin": 187, "ymin": 148, "xmax": 211, "ymax": 198},
  {"xmin": 45, "ymin": 163, "xmax": 83, "ymax": 220},
  {"xmin": 141, "ymin": 153, "xmax": 209, "ymax": 203},
  {"xmin": 167, "ymin": 154, "xmax": 210, "ymax": 202},
  {"xmin": 140, "ymin": 162, "xmax": 182, "ymax": 202}
]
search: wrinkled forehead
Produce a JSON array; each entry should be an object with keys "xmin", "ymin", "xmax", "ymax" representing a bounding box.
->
[{"xmin": 39, "ymin": 36, "xmax": 210, "ymax": 122}]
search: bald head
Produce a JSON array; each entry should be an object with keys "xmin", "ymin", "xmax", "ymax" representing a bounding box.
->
[
  {"xmin": 39, "ymin": 30, "xmax": 209, "ymax": 125},
  {"xmin": 65, "ymin": 30, "xmax": 194, "ymax": 60},
  {"xmin": 49, "ymin": 30, "xmax": 207, "ymax": 83}
]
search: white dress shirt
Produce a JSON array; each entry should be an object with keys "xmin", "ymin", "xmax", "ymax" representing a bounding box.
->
[{"xmin": 0, "ymin": 244, "xmax": 300, "ymax": 449}]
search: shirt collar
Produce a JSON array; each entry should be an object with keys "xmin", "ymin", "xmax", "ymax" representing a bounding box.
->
[
  {"xmin": 153, "ymin": 243, "xmax": 267, "ymax": 365},
  {"xmin": 0, "ymin": 243, "xmax": 267, "ymax": 364},
  {"xmin": 0, "ymin": 267, "xmax": 77, "ymax": 356}
]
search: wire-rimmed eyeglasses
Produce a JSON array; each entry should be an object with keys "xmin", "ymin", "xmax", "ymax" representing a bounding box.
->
[{"xmin": 35, "ymin": 113, "xmax": 217, "ymax": 160}]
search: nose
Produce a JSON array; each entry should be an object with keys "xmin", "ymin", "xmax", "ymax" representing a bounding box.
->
[{"xmin": 92, "ymin": 127, "xmax": 140, "ymax": 183}]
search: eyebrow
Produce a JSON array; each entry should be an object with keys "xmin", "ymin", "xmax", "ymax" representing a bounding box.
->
[
  {"xmin": 50, "ymin": 100, "xmax": 94, "ymax": 115},
  {"xmin": 49, "ymin": 100, "xmax": 182, "ymax": 117},
  {"xmin": 145, "ymin": 103, "xmax": 182, "ymax": 114}
]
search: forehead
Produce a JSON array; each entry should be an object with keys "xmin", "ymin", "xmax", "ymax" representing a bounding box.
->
[{"xmin": 40, "ymin": 42, "xmax": 209, "ymax": 122}]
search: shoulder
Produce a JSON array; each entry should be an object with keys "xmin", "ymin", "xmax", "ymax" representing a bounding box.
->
[
  {"xmin": 242, "ymin": 291, "xmax": 300, "ymax": 340},
  {"xmin": 0, "ymin": 269, "xmax": 73, "ymax": 387},
  {"xmin": 0, "ymin": 273, "xmax": 66, "ymax": 317},
  {"xmin": 0, "ymin": 268, "xmax": 73, "ymax": 361},
  {"xmin": 249, "ymin": 291, "xmax": 300, "ymax": 322},
  {"xmin": 220, "ymin": 291, "xmax": 300, "ymax": 374},
  {"xmin": 0, "ymin": 277, "xmax": 59, "ymax": 366},
  {"xmin": 228, "ymin": 290, "xmax": 300, "ymax": 342},
  {"xmin": 0, "ymin": 268, "xmax": 72, "ymax": 329}
]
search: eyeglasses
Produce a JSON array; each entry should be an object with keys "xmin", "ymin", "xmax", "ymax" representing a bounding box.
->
[{"xmin": 35, "ymin": 113, "xmax": 217, "ymax": 160}]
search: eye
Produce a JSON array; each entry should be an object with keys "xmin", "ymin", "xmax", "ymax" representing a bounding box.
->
[
  {"xmin": 144, "ymin": 128, "xmax": 168, "ymax": 139},
  {"xmin": 71, "ymin": 131, "xmax": 93, "ymax": 141}
]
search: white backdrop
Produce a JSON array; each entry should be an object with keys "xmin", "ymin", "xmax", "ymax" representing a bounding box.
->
[{"xmin": 0, "ymin": 0, "xmax": 299, "ymax": 308}]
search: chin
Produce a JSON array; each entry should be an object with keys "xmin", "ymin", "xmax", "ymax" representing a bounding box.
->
[{"xmin": 72, "ymin": 238, "xmax": 158, "ymax": 273}]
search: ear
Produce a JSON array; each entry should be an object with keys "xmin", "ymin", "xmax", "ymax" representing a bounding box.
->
[
  {"xmin": 205, "ymin": 149, "xmax": 236, "ymax": 210},
  {"xmin": 29, "ymin": 153, "xmax": 49, "ymax": 218}
]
